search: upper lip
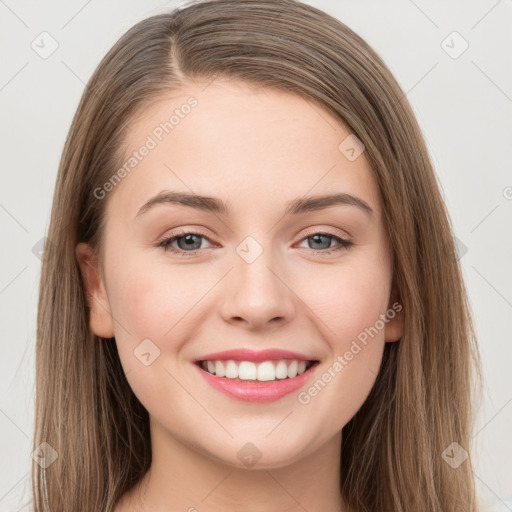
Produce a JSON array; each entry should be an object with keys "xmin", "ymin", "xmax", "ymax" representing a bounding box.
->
[{"xmin": 193, "ymin": 348, "xmax": 318, "ymax": 363}]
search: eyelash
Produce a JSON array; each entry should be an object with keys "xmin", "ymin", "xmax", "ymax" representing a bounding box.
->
[{"xmin": 156, "ymin": 228, "xmax": 353, "ymax": 257}]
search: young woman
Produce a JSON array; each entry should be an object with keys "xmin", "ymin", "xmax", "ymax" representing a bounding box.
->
[{"xmin": 33, "ymin": 0, "xmax": 482, "ymax": 510}]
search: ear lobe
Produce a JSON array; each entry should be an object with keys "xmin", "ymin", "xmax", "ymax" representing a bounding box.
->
[
  {"xmin": 384, "ymin": 308, "xmax": 403, "ymax": 343},
  {"xmin": 75, "ymin": 242, "xmax": 115, "ymax": 338},
  {"xmin": 384, "ymin": 282, "xmax": 404, "ymax": 342}
]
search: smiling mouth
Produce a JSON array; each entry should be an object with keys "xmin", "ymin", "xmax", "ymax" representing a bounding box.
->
[{"xmin": 194, "ymin": 359, "xmax": 320, "ymax": 382}]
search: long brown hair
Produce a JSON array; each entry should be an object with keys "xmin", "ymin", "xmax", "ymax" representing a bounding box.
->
[{"xmin": 33, "ymin": 1, "xmax": 482, "ymax": 510}]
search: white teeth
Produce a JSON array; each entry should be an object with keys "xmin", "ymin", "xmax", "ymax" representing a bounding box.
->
[
  {"xmin": 257, "ymin": 361, "xmax": 275, "ymax": 381},
  {"xmin": 225, "ymin": 360, "xmax": 238, "ymax": 379},
  {"xmin": 275, "ymin": 360, "xmax": 288, "ymax": 379},
  {"xmin": 200, "ymin": 359, "xmax": 314, "ymax": 381},
  {"xmin": 287, "ymin": 360, "xmax": 298, "ymax": 378},
  {"xmin": 215, "ymin": 360, "xmax": 226, "ymax": 377},
  {"xmin": 238, "ymin": 361, "xmax": 257, "ymax": 380}
]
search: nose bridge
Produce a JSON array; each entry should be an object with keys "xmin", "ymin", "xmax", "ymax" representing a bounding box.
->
[{"xmin": 220, "ymin": 234, "xmax": 295, "ymax": 328}]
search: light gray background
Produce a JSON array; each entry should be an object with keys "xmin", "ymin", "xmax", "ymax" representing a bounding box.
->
[{"xmin": 1, "ymin": 0, "xmax": 511, "ymax": 510}]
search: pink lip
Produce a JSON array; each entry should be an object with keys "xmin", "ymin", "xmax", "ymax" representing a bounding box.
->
[
  {"xmin": 193, "ymin": 348, "xmax": 316, "ymax": 363},
  {"xmin": 193, "ymin": 361, "xmax": 320, "ymax": 403}
]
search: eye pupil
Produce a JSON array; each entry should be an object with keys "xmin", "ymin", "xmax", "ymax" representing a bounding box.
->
[
  {"xmin": 309, "ymin": 234, "xmax": 331, "ymax": 250},
  {"xmin": 178, "ymin": 234, "xmax": 202, "ymax": 250}
]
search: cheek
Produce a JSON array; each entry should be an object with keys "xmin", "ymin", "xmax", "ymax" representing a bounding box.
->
[
  {"xmin": 302, "ymin": 254, "xmax": 391, "ymax": 350},
  {"xmin": 107, "ymin": 247, "xmax": 203, "ymax": 339},
  {"xmin": 330, "ymin": 272, "xmax": 389, "ymax": 350},
  {"xmin": 109, "ymin": 245, "xmax": 390, "ymax": 367},
  {"xmin": 107, "ymin": 261, "xmax": 199, "ymax": 407},
  {"xmin": 301, "ymin": 262, "xmax": 391, "ymax": 428},
  {"xmin": 293, "ymin": 253, "xmax": 391, "ymax": 415},
  {"xmin": 105, "ymin": 252, "xmax": 214, "ymax": 394}
]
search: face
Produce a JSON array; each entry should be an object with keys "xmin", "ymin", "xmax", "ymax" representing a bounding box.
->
[{"xmin": 76, "ymin": 79, "xmax": 402, "ymax": 469}]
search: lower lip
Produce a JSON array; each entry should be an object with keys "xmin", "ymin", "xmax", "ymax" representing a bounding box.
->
[{"xmin": 193, "ymin": 362, "xmax": 319, "ymax": 403}]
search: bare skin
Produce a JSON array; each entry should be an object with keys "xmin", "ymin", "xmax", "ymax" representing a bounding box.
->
[{"xmin": 76, "ymin": 79, "xmax": 403, "ymax": 512}]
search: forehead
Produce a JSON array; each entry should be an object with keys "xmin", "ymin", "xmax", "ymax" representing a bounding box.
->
[{"xmin": 106, "ymin": 80, "xmax": 381, "ymax": 221}]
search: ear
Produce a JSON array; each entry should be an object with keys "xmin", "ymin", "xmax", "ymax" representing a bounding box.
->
[
  {"xmin": 384, "ymin": 284, "xmax": 404, "ymax": 343},
  {"xmin": 75, "ymin": 242, "xmax": 115, "ymax": 338}
]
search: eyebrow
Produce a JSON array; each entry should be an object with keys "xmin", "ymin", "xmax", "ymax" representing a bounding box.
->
[{"xmin": 135, "ymin": 190, "xmax": 373, "ymax": 218}]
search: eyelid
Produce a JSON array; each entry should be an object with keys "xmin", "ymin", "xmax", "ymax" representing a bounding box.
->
[
  {"xmin": 299, "ymin": 226, "xmax": 352, "ymax": 242},
  {"xmin": 157, "ymin": 225, "xmax": 354, "ymax": 258},
  {"xmin": 156, "ymin": 227, "xmax": 215, "ymax": 248},
  {"xmin": 296, "ymin": 228, "xmax": 353, "ymax": 254},
  {"xmin": 157, "ymin": 226, "xmax": 351, "ymax": 247}
]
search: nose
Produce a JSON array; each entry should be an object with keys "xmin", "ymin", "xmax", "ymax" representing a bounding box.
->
[{"xmin": 220, "ymin": 251, "xmax": 296, "ymax": 331}]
